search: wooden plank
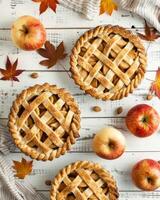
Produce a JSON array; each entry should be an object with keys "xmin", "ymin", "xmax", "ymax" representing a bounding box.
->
[
  {"xmin": 1, "ymin": 117, "xmax": 160, "ymax": 152},
  {"xmin": 0, "ymin": 1, "xmax": 144, "ymax": 29},
  {"xmin": 40, "ymin": 191, "xmax": 160, "ymax": 199},
  {"xmin": 5, "ymin": 152, "xmax": 160, "ymax": 191},
  {"xmin": 0, "ymin": 71, "xmax": 159, "ymax": 118},
  {"xmin": 0, "ymin": 29, "xmax": 160, "ymax": 71},
  {"xmin": 120, "ymin": 192, "xmax": 160, "ymax": 199},
  {"xmin": 0, "ymin": 115, "xmax": 160, "ymax": 153}
]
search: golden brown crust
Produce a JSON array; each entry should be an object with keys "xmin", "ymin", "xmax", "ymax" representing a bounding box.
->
[
  {"xmin": 70, "ymin": 25, "xmax": 147, "ymax": 100},
  {"xmin": 50, "ymin": 161, "xmax": 119, "ymax": 200},
  {"xmin": 9, "ymin": 83, "xmax": 81, "ymax": 161}
]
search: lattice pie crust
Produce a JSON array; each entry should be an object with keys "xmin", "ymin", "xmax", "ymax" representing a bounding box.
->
[
  {"xmin": 9, "ymin": 83, "xmax": 80, "ymax": 161},
  {"xmin": 70, "ymin": 25, "xmax": 147, "ymax": 100},
  {"xmin": 50, "ymin": 161, "xmax": 119, "ymax": 200}
]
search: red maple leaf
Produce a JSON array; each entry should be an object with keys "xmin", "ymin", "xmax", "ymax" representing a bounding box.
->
[
  {"xmin": 32, "ymin": 0, "xmax": 59, "ymax": 14},
  {"xmin": 0, "ymin": 56, "xmax": 24, "ymax": 82}
]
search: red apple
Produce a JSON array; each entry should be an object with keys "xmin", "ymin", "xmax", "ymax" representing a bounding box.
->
[
  {"xmin": 132, "ymin": 159, "xmax": 160, "ymax": 191},
  {"xmin": 92, "ymin": 127, "xmax": 126, "ymax": 160},
  {"xmin": 126, "ymin": 104, "xmax": 159, "ymax": 137},
  {"xmin": 11, "ymin": 15, "xmax": 46, "ymax": 51}
]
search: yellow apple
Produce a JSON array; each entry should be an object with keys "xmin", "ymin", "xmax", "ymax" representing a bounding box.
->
[
  {"xmin": 11, "ymin": 15, "xmax": 46, "ymax": 51},
  {"xmin": 92, "ymin": 127, "xmax": 126, "ymax": 160}
]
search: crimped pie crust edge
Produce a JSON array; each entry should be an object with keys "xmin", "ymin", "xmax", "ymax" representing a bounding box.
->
[{"xmin": 50, "ymin": 160, "xmax": 119, "ymax": 200}]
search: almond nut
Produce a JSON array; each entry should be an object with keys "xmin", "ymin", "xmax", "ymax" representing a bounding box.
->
[
  {"xmin": 116, "ymin": 106, "xmax": 123, "ymax": 115},
  {"xmin": 146, "ymin": 94, "xmax": 153, "ymax": 100},
  {"xmin": 92, "ymin": 106, "xmax": 101, "ymax": 112},
  {"xmin": 30, "ymin": 72, "xmax": 38, "ymax": 79},
  {"xmin": 45, "ymin": 180, "xmax": 52, "ymax": 186}
]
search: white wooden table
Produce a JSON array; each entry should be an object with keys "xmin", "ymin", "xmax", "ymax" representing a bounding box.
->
[{"xmin": 0, "ymin": 1, "xmax": 160, "ymax": 199}]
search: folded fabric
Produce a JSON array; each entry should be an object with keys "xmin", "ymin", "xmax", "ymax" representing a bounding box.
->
[
  {"xmin": 120, "ymin": 0, "xmax": 160, "ymax": 32},
  {"xmin": 0, "ymin": 125, "xmax": 47, "ymax": 200},
  {"xmin": 59, "ymin": 0, "xmax": 100, "ymax": 20},
  {"xmin": 0, "ymin": 155, "xmax": 48, "ymax": 200},
  {"xmin": 59, "ymin": 0, "xmax": 160, "ymax": 32},
  {"xmin": 0, "ymin": 124, "xmax": 16, "ymax": 155}
]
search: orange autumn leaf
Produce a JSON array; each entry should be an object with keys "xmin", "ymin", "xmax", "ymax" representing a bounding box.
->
[
  {"xmin": 100, "ymin": 0, "xmax": 118, "ymax": 15},
  {"xmin": 138, "ymin": 20, "xmax": 160, "ymax": 41},
  {"xmin": 12, "ymin": 158, "xmax": 33, "ymax": 179},
  {"xmin": 150, "ymin": 68, "xmax": 160, "ymax": 98},
  {"xmin": 32, "ymin": 0, "xmax": 59, "ymax": 14}
]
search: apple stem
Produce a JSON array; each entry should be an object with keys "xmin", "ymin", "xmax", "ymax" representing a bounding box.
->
[{"xmin": 20, "ymin": 25, "xmax": 29, "ymax": 34}]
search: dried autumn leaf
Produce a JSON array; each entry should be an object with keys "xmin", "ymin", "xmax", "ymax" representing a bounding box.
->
[
  {"xmin": 0, "ymin": 56, "xmax": 24, "ymax": 82},
  {"xmin": 150, "ymin": 68, "xmax": 160, "ymax": 98},
  {"xmin": 100, "ymin": 0, "xmax": 118, "ymax": 15},
  {"xmin": 12, "ymin": 158, "xmax": 33, "ymax": 179},
  {"xmin": 32, "ymin": 0, "xmax": 59, "ymax": 14},
  {"xmin": 37, "ymin": 41, "xmax": 67, "ymax": 68},
  {"xmin": 137, "ymin": 20, "xmax": 160, "ymax": 41}
]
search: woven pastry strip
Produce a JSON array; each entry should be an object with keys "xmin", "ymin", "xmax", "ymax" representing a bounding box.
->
[
  {"xmin": 50, "ymin": 161, "xmax": 119, "ymax": 200},
  {"xmin": 9, "ymin": 83, "xmax": 80, "ymax": 161},
  {"xmin": 70, "ymin": 25, "xmax": 147, "ymax": 100}
]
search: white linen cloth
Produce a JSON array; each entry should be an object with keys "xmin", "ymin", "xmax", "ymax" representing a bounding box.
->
[
  {"xmin": 59, "ymin": 0, "xmax": 100, "ymax": 20},
  {"xmin": 0, "ymin": 1, "xmax": 160, "ymax": 199},
  {"xmin": 120, "ymin": 0, "xmax": 160, "ymax": 32},
  {"xmin": 59, "ymin": 0, "xmax": 160, "ymax": 31}
]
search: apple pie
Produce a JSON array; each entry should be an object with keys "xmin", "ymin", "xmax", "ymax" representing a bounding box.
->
[
  {"xmin": 70, "ymin": 25, "xmax": 147, "ymax": 100},
  {"xmin": 9, "ymin": 83, "xmax": 80, "ymax": 161},
  {"xmin": 50, "ymin": 161, "xmax": 119, "ymax": 200}
]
